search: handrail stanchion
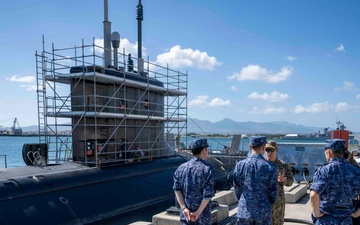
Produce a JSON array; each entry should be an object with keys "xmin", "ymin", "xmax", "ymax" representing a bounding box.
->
[{"xmin": 0, "ymin": 154, "xmax": 7, "ymax": 168}]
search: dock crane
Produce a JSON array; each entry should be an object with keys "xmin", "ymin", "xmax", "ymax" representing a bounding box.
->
[{"xmin": 12, "ymin": 118, "xmax": 22, "ymax": 135}]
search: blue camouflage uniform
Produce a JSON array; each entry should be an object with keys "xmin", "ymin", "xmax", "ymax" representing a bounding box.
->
[
  {"xmin": 173, "ymin": 139, "xmax": 215, "ymax": 225},
  {"xmin": 233, "ymin": 136, "xmax": 278, "ymax": 224},
  {"xmin": 310, "ymin": 139, "xmax": 360, "ymax": 224}
]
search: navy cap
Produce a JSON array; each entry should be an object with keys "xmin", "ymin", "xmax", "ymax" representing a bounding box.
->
[
  {"xmin": 249, "ymin": 136, "xmax": 267, "ymax": 147},
  {"xmin": 191, "ymin": 138, "xmax": 209, "ymax": 149},
  {"xmin": 325, "ymin": 139, "xmax": 346, "ymax": 151}
]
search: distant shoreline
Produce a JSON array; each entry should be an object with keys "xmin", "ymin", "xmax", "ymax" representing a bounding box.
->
[{"xmin": 0, "ymin": 134, "xmax": 69, "ymax": 137}]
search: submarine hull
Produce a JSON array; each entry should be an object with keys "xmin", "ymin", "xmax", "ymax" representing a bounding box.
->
[
  {"xmin": 0, "ymin": 157, "xmax": 187, "ymax": 225},
  {"xmin": 0, "ymin": 155, "xmax": 231, "ymax": 225}
]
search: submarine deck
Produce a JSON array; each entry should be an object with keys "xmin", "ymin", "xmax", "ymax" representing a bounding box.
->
[{"xmin": 0, "ymin": 162, "xmax": 90, "ymax": 180}]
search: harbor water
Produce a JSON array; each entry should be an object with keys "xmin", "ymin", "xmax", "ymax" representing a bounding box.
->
[
  {"xmin": 0, "ymin": 136, "xmax": 40, "ymax": 168},
  {"xmin": 0, "ymin": 136, "xmax": 251, "ymax": 168}
]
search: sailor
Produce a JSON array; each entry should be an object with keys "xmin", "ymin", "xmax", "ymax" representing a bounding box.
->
[
  {"xmin": 134, "ymin": 145, "xmax": 144, "ymax": 157},
  {"xmin": 233, "ymin": 136, "xmax": 278, "ymax": 225},
  {"xmin": 310, "ymin": 139, "xmax": 360, "ymax": 224},
  {"xmin": 173, "ymin": 138, "xmax": 214, "ymax": 225},
  {"xmin": 265, "ymin": 140, "xmax": 294, "ymax": 225}
]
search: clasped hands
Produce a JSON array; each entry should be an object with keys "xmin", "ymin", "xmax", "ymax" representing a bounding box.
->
[{"xmin": 184, "ymin": 208, "xmax": 200, "ymax": 222}]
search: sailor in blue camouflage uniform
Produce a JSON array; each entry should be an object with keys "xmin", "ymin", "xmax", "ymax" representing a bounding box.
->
[
  {"xmin": 310, "ymin": 139, "xmax": 360, "ymax": 224},
  {"xmin": 173, "ymin": 138, "xmax": 215, "ymax": 225},
  {"xmin": 233, "ymin": 136, "xmax": 278, "ymax": 225}
]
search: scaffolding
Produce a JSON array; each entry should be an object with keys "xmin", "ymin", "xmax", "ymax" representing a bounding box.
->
[{"xmin": 35, "ymin": 38, "xmax": 187, "ymax": 166}]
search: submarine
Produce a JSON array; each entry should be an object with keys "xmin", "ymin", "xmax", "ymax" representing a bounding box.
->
[{"xmin": 0, "ymin": 1, "xmax": 232, "ymax": 224}]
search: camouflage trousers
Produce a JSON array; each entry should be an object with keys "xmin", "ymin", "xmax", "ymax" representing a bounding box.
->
[{"xmin": 271, "ymin": 199, "xmax": 285, "ymax": 225}]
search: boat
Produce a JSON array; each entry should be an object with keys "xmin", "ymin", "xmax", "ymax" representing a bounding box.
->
[
  {"xmin": 276, "ymin": 121, "xmax": 358, "ymax": 184},
  {"xmin": 0, "ymin": 1, "xmax": 232, "ymax": 224},
  {"xmin": 281, "ymin": 127, "xmax": 330, "ymax": 141},
  {"xmin": 280, "ymin": 121, "xmax": 352, "ymax": 142}
]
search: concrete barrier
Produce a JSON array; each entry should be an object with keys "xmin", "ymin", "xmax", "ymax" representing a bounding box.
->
[
  {"xmin": 147, "ymin": 185, "xmax": 309, "ymax": 225},
  {"xmin": 152, "ymin": 204, "xmax": 229, "ymax": 225},
  {"xmin": 152, "ymin": 189, "xmax": 237, "ymax": 225},
  {"xmin": 285, "ymin": 183, "xmax": 308, "ymax": 203}
]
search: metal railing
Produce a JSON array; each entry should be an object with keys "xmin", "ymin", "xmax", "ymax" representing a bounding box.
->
[{"xmin": 0, "ymin": 154, "xmax": 7, "ymax": 168}]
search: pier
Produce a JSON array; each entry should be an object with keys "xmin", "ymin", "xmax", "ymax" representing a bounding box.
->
[{"xmin": 129, "ymin": 183, "xmax": 312, "ymax": 225}]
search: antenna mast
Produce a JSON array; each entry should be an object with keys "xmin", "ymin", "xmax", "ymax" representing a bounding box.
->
[{"xmin": 103, "ymin": 0, "xmax": 112, "ymax": 68}]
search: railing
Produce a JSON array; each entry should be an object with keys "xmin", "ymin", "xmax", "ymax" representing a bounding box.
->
[{"xmin": 0, "ymin": 154, "xmax": 7, "ymax": 168}]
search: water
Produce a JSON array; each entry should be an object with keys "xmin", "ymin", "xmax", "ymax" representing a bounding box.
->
[
  {"xmin": 183, "ymin": 136, "xmax": 250, "ymax": 151},
  {"xmin": 0, "ymin": 136, "xmax": 40, "ymax": 168},
  {"xmin": 0, "ymin": 136, "xmax": 249, "ymax": 168}
]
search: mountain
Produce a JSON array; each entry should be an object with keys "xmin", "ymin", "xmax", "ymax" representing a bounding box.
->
[
  {"xmin": 21, "ymin": 125, "xmax": 39, "ymax": 132},
  {"xmin": 21, "ymin": 119, "xmax": 330, "ymax": 135},
  {"xmin": 187, "ymin": 118, "xmax": 329, "ymax": 135}
]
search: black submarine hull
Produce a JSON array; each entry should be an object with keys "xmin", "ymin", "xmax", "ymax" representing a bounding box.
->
[{"xmin": 0, "ymin": 155, "xmax": 231, "ymax": 225}]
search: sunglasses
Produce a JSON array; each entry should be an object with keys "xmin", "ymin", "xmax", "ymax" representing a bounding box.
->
[{"xmin": 265, "ymin": 148, "xmax": 276, "ymax": 152}]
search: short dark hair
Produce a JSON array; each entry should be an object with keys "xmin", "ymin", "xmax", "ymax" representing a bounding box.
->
[
  {"xmin": 192, "ymin": 147, "xmax": 205, "ymax": 155},
  {"xmin": 329, "ymin": 149, "xmax": 345, "ymax": 158},
  {"xmin": 251, "ymin": 143, "xmax": 265, "ymax": 151}
]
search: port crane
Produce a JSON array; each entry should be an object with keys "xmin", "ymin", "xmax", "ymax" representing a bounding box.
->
[
  {"xmin": 12, "ymin": 118, "xmax": 22, "ymax": 135},
  {"xmin": 0, "ymin": 118, "xmax": 22, "ymax": 135}
]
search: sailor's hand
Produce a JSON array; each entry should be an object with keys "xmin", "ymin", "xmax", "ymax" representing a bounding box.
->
[
  {"xmin": 190, "ymin": 211, "xmax": 200, "ymax": 222},
  {"xmin": 278, "ymin": 173, "xmax": 286, "ymax": 183},
  {"xmin": 183, "ymin": 208, "xmax": 191, "ymax": 222},
  {"xmin": 352, "ymin": 211, "xmax": 360, "ymax": 218}
]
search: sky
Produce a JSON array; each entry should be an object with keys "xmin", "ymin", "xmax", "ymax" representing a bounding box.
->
[{"xmin": 0, "ymin": 0, "xmax": 360, "ymax": 132}]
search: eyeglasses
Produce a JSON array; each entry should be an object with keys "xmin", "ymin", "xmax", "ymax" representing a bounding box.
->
[{"xmin": 265, "ymin": 148, "xmax": 276, "ymax": 152}]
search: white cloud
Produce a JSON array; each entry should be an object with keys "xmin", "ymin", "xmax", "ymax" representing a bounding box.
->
[
  {"xmin": 335, "ymin": 102, "xmax": 352, "ymax": 112},
  {"xmin": 94, "ymin": 38, "xmax": 145, "ymax": 57},
  {"xmin": 230, "ymin": 86, "xmax": 237, "ymax": 91},
  {"xmin": 285, "ymin": 56, "xmax": 297, "ymax": 61},
  {"xmin": 227, "ymin": 64, "xmax": 293, "ymax": 83},
  {"xmin": 208, "ymin": 98, "xmax": 231, "ymax": 107},
  {"xmin": 356, "ymin": 94, "xmax": 360, "ymax": 100},
  {"xmin": 247, "ymin": 91, "xmax": 291, "ymax": 102},
  {"xmin": 189, "ymin": 96, "xmax": 208, "ymax": 107},
  {"xmin": 156, "ymin": 45, "xmax": 222, "ymax": 70},
  {"xmin": 20, "ymin": 84, "xmax": 37, "ymax": 92},
  {"xmin": 7, "ymin": 75, "xmax": 35, "ymax": 83},
  {"xmin": 293, "ymin": 102, "xmax": 331, "ymax": 113},
  {"xmin": 250, "ymin": 105, "xmax": 287, "ymax": 114},
  {"xmin": 335, "ymin": 81, "xmax": 357, "ymax": 92},
  {"xmin": 189, "ymin": 96, "xmax": 231, "ymax": 107},
  {"xmin": 335, "ymin": 43, "xmax": 345, "ymax": 52},
  {"xmin": 92, "ymin": 40, "xmax": 221, "ymax": 71},
  {"xmin": 7, "ymin": 75, "xmax": 36, "ymax": 92},
  {"xmin": 293, "ymin": 101, "xmax": 357, "ymax": 113}
]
